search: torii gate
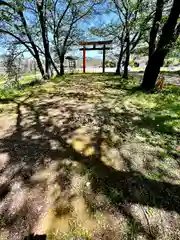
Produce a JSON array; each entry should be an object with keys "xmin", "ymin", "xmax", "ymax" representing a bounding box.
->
[{"xmin": 79, "ymin": 40, "xmax": 113, "ymax": 73}]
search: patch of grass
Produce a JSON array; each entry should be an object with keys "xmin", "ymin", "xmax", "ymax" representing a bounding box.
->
[
  {"xmin": 19, "ymin": 73, "xmax": 41, "ymax": 84},
  {"xmin": 124, "ymin": 84, "xmax": 180, "ymax": 147},
  {"xmin": 0, "ymin": 88, "xmax": 27, "ymax": 102},
  {"xmin": 48, "ymin": 229, "xmax": 92, "ymax": 240},
  {"xmin": 0, "ymin": 78, "xmax": 59, "ymax": 104},
  {"xmin": 48, "ymin": 219, "xmax": 92, "ymax": 240}
]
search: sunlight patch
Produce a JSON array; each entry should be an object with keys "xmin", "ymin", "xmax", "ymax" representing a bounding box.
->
[
  {"xmin": 0, "ymin": 153, "xmax": 9, "ymax": 171},
  {"xmin": 67, "ymin": 127, "xmax": 97, "ymax": 156}
]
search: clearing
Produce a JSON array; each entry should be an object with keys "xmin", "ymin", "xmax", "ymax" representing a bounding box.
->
[{"xmin": 0, "ymin": 74, "xmax": 179, "ymax": 240}]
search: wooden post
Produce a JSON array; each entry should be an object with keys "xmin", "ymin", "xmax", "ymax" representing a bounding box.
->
[
  {"xmin": 83, "ymin": 46, "xmax": 86, "ymax": 73},
  {"xmin": 102, "ymin": 44, "xmax": 105, "ymax": 73}
]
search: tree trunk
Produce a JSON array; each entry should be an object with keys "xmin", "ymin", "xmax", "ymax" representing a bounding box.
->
[
  {"xmin": 60, "ymin": 55, "xmax": 65, "ymax": 76},
  {"xmin": 115, "ymin": 33, "xmax": 141, "ymax": 76},
  {"xmin": 123, "ymin": 32, "xmax": 130, "ymax": 79},
  {"xmin": 141, "ymin": 49, "xmax": 166, "ymax": 90},
  {"xmin": 142, "ymin": 0, "xmax": 180, "ymax": 91},
  {"xmin": 50, "ymin": 56, "xmax": 60, "ymax": 76},
  {"xmin": 116, "ymin": 47, "xmax": 124, "ymax": 75},
  {"xmin": 35, "ymin": 54, "xmax": 45, "ymax": 77},
  {"xmin": 36, "ymin": 0, "xmax": 51, "ymax": 78},
  {"xmin": 18, "ymin": 10, "xmax": 46, "ymax": 78},
  {"xmin": 148, "ymin": 0, "xmax": 164, "ymax": 58}
]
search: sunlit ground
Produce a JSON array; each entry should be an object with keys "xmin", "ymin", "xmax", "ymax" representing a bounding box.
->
[{"xmin": 0, "ymin": 73, "xmax": 179, "ymax": 239}]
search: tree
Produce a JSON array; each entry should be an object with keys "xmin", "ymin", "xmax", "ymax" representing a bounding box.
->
[
  {"xmin": 148, "ymin": 0, "xmax": 164, "ymax": 58},
  {"xmin": 47, "ymin": 0, "xmax": 101, "ymax": 75},
  {"xmin": 113, "ymin": 0, "xmax": 154, "ymax": 78},
  {"xmin": 0, "ymin": 0, "xmax": 47, "ymax": 78},
  {"xmin": 90, "ymin": 0, "xmax": 154, "ymax": 77},
  {"xmin": 148, "ymin": 0, "xmax": 172, "ymax": 58},
  {"xmin": 0, "ymin": 0, "xmax": 61, "ymax": 78},
  {"xmin": 141, "ymin": 0, "xmax": 180, "ymax": 90},
  {"xmin": 36, "ymin": 0, "xmax": 57, "ymax": 77},
  {"xmin": 3, "ymin": 44, "xmax": 24, "ymax": 88}
]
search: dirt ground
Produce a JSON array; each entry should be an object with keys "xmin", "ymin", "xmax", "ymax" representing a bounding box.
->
[{"xmin": 0, "ymin": 74, "xmax": 179, "ymax": 240}]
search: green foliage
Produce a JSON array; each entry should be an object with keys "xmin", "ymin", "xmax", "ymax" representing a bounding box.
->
[
  {"xmin": 90, "ymin": 0, "xmax": 155, "ymax": 77},
  {"xmin": 129, "ymin": 58, "xmax": 135, "ymax": 67},
  {"xmin": 164, "ymin": 58, "xmax": 177, "ymax": 67},
  {"xmin": 105, "ymin": 60, "xmax": 116, "ymax": 67},
  {"xmin": 161, "ymin": 15, "xmax": 168, "ymax": 24},
  {"xmin": 167, "ymin": 37, "xmax": 180, "ymax": 58},
  {"xmin": 133, "ymin": 46, "xmax": 148, "ymax": 56}
]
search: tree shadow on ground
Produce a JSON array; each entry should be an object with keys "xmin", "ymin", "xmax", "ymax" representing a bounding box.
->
[
  {"xmin": 104, "ymin": 79, "xmax": 180, "ymax": 136},
  {"xmin": 134, "ymin": 111, "xmax": 180, "ymax": 136},
  {"xmin": 0, "ymin": 89, "xmax": 180, "ymax": 239},
  {"xmin": 133, "ymin": 94, "xmax": 180, "ymax": 137},
  {"xmin": 24, "ymin": 234, "xmax": 46, "ymax": 240}
]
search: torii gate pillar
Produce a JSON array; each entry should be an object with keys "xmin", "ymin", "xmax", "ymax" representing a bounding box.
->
[{"xmin": 83, "ymin": 46, "xmax": 86, "ymax": 73}]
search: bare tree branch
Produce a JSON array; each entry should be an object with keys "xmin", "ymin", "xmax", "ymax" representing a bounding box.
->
[
  {"xmin": 55, "ymin": 0, "xmax": 72, "ymax": 35},
  {"xmin": 0, "ymin": 29, "xmax": 35, "ymax": 56}
]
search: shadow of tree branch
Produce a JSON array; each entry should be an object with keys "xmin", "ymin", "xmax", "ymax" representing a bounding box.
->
[
  {"xmin": 0, "ymin": 97, "xmax": 180, "ymax": 239},
  {"xmin": 20, "ymin": 101, "xmax": 180, "ymax": 214}
]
